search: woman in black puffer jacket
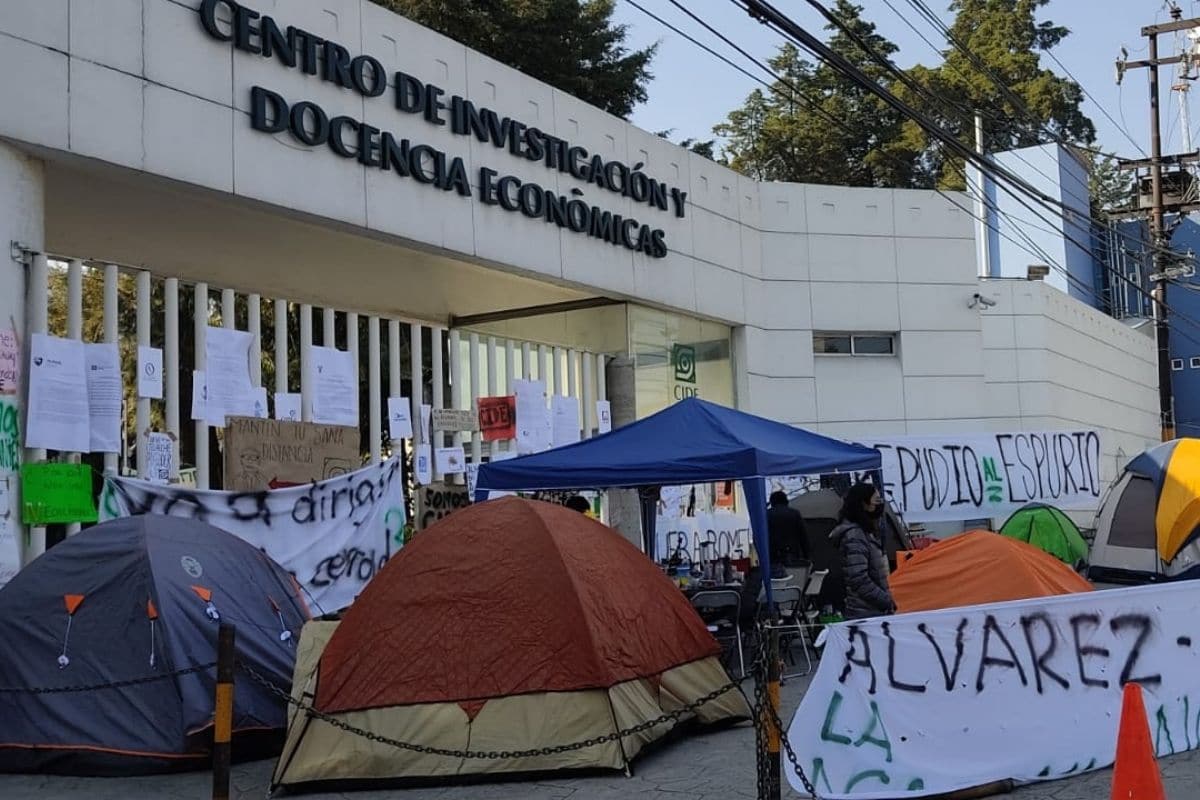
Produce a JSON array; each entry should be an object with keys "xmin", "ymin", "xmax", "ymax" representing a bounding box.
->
[{"xmin": 829, "ymin": 482, "xmax": 896, "ymax": 620}]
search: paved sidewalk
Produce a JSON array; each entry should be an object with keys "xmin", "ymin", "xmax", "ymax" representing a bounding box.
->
[{"xmin": 0, "ymin": 675, "xmax": 1196, "ymax": 799}]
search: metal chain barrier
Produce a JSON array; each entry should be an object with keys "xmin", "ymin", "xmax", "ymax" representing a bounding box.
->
[
  {"xmin": 0, "ymin": 662, "xmax": 216, "ymax": 694},
  {"xmin": 751, "ymin": 622, "xmax": 822, "ymax": 800},
  {"xmin": 239, "ymin": 660, "xmax": 742, "ymax": 761}
]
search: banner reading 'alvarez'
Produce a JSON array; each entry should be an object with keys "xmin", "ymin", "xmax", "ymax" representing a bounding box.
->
[
  {"xmin": 867, "ymin": 430, "xmax": 1102, "ymax": 523},
  {"xmin": 786, "ymin": 583, "xmax": 1200, "ymax": 798},
  {"xmin": 100, "ymin": 457, "xmax": 405, "ymax": 613}
]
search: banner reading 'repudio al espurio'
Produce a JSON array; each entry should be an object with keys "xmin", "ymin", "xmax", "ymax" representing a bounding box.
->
[
  {"xmin": 100, "ymin": 457, "xmax": 405, "ymax": 614},
  {"xmin": 786, "ymin": 582, "xmax": 1200, "ymax": 798},
  {"xmin": 862, "ymin": 430, "xmax": 1102, "ymax": 523}
]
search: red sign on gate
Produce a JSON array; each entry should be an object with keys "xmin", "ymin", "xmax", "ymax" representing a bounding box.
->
[{"xmin": 478, "ymin": 396, "xmax": 516, "ymax": 442}]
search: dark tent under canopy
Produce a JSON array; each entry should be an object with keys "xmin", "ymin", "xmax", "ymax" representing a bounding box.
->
[{"xmin": 474, "ymin": 397, "xmax": 881, "ymax": 600}]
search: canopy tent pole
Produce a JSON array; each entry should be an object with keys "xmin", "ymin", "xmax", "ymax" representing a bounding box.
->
[{"xmin": 638, "ymin": 487, "xmax": 660, "ymax": 561}]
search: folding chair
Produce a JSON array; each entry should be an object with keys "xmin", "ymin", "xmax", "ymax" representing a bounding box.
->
[
  {"xmin": 690, "ymin": 590, "xmax": 745, "ymax": 678},
  {"xmin": 771, "ymin": 586, "xmax": 812, "ymax": 677},
  {"xmin": 802, "ymin": 569, "xmax": 829, "ymax": 626}
]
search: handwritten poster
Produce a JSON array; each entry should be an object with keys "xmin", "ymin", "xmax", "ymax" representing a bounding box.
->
[
  {"xmin": 0, "ymin": 326, "xmax": 18, "ymax": 395},
  {"xmin": 146, "ymin": 432, "xmax": 173, "ymax": 484},
  {"xmin": 0, "ymin": 477, "xmax": 18, "ymax": 589},
  {"xmin": 387, "ymin": 396, "xmax": 412, "ymax": 440},
  {"xmin": 85, "ymin": 343, "xmax": 122, "ymax": 454},
  {"xmin": 137, "ymin": 346, "xmax": 163, "ymax": 400},
  {"xmin": 25, "ymin": 334, "xmax": 90, "ymax": 452},
  {"xmin": 551, "ymin": 395, "xmax": 581, "ymax": 448},
  {"xmin": 514, "ymin": 379, "xmax": 551, "ymax": 454},
  {"xmin": 656, "ymin": 512, "xmax": 752, "ymax": 564},
  {"xmin": 787, "ymin": 583, "xmax": 1200, "ymax": 798},
  {"xmin": 274, "ymin": 392, "xmax": 301, "ymax": 422},
  {"xmin": 20, "ymin": 462, "xmax": 97, "ymax": 525},
  {"xmin": 310, "ymin": 345, "xmax": 358, "ymax": 427},
  {"xmin": 0, "ymin": 397, "xmax": 20, "ymax": 472},
  {"xmin": 435, "ymin": 446, "xmax": 466, "ymax": 475},
  {"xmin": 102, "ymin": 458, "xmax": 405, "ymax": 613},
  {"xmin": 415, "ymin": 482, "xmax": 471, "ymax": 529},
  {"xmin": 222, "ymin": 417, "xmax": 360, "ymax": 492},
  {"xmin": 478, "ymin": 396, "xmax": 516, "ymax": 441},
  {"xmin": 432, "ymin": 408, "xmax": 475, "ymax": 433},
  {"xmin": 866, "ymin": 430, "xmax": 1103, "ymax": 522}
]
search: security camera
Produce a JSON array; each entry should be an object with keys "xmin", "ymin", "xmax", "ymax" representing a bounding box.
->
[{"xmin": 968, "ymin": 293, "xmax": 997, "ymax": 309}]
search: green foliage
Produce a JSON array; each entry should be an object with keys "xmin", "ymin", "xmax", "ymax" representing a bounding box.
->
[
  {"xmin": 1088, "ymin": 151, "xmax": 1134, "ymax": 216},
  {"xmin": 714, "ymin": 0, "xmax": 1095, "ymax": 191},
  {"xmin": 375, "ymin": 0, "xmax": 656, "ymax": 119}
]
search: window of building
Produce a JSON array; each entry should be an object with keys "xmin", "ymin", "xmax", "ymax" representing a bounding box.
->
[
  {"xmin": 1173, "ymin": 358, "xmax": 1185, "ymax": 371},
  {"xmin": 1192, "ymin": 357, "xmax": 1200, "ymax": 369},
  {"xmin": 814, "ymin": 333, "xmax": 896, "ymax": 356}
]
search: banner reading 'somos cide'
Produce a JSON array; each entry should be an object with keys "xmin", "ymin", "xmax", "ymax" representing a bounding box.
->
[
  {"xmin": 867, "ymin": 430, "xmax": 1101, "ymax": 522},
  {"xmin": 787, "ymin": 584, "xmax": 1200, "ymax": 798},
  {"xmin": 100, "ymin": 458, "xmax": 405, "ymax": 613}
]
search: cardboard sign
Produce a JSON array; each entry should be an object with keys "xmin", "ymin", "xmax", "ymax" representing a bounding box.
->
[
  {"xmin": 478, "ymin": 396, "xmax": 516, "ymax": 442},
  {"xmin": 20, "ymin": 462, "xmax": 97, "ymax": 525},
  {"xmin": 0, "ymin": 326, "xmax": 18, "ymax": 395},
  {"xmin": 222, "ymin": 416, "xmax": 361, "ymax": 492},
  {"xmin": 416, "ymin": 482, "xmax": 471, "ymax": 529},
  {"xmin": 432, "ymin": 408, "xmax": 476, "ymax": 432}
]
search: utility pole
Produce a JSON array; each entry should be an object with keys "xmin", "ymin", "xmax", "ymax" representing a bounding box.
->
[{"xmin": 1118, "ymin": 6, "xmax": 1200, "ymax": 441}]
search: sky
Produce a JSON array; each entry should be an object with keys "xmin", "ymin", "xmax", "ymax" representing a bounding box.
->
[{"xmin": 610, "ymin": 0, "xmax": 1200, "ymax": 160}]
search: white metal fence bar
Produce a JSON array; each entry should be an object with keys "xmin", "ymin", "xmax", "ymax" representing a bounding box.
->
[
  {"xmin": 274, "ymin": 299, "xmax": 288, "ymax": 398},
  {"xmin": 582, "ymin": 352, "xmax": 595, "ymax": 438},
  {"xmin": 164, "ymin": 277, "xmax": 180, "ymax": 479},
  {"xmin": 323, "ymin": 308, "xmax": 335, "ymax": 348},
  {"xmin": 299, "ymin": 303, "xmax": 313, "ymax": 422},
  {"xmin": 469, "ymin": 332, "xmax": 481, "ymax": 466},
  {"xmin": 409, "ymin": 322, "xmax": 423, "ymax": 452},
  {"xmin": 193, "ymin": 282, "xmax": 209, "ymax": 489},
  {"xmin": 106, "ymin": 265, "xmax": 123, "ymax": 476},
  {"xmin": 64, "ymin": 260, "xmax": 83, "ymax": 537},
  {"xmin": 447, "ymin": 329, "xmax": 462, "ymax": 473},
  {"xmin": 368, "ymin": 316, "xmax": 381, "ymax": 465},
  {"xmin": 136, "ymin": 271, "xmax": 152, "ymax": 479},
  {"xmin": 248, "ymin": 294, "xmax": 262, "ymax": 387}
]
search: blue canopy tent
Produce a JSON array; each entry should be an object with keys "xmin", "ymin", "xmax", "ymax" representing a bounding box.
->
[{"xmin": 474, "ymin": 398, "xmax": 882, "ymax": 603}]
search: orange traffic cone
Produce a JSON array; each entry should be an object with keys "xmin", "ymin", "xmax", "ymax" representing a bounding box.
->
[{"xmin": 1111, "ymin": 682, "xmax": 1165, "ymax": 800}]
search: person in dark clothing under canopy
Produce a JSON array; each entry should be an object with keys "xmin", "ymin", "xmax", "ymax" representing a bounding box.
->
[
  {"xmin": 564, "ymin": 495, "xmax": 591, "ymax": 514},
  {"xmin": 767, "ymin": 490, "xmax": 809, "ymax": 578}
]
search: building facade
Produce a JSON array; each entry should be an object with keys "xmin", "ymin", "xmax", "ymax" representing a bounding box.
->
[{"xmin": 0, "ymin": 0, "xmax": 1159, "ymax": 555}]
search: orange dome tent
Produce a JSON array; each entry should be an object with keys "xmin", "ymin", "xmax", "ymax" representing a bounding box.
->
[
  {"xmin": 272, "ymin": 497, "xmax": 749, "ymax": 790},
  {"xmin": 891, "ymin": 531, "xmax": 1092, "ymax": 613}
]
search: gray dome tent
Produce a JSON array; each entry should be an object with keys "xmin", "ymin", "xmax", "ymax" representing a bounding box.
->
[{"xmin": 0, "ymin": 515, "xmax": 308, "ymax": 775}]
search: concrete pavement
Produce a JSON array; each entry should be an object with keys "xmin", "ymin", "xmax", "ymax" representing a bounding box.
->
[{"xmin": 1, "ymin": 675, "xmax": 1196, "ymax": 799}]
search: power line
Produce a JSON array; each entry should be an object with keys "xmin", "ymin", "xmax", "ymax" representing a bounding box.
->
[
  {"xmin": 720, "ymin": 0, "xmax": 1200, "ymax": 343},
  {"xmin": 632, "ymin": 0, "xmax": 1200, "ymax": 343}
]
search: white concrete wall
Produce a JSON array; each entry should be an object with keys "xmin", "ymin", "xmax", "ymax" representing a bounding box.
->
[
  {"xmin": 0, "ymin": 0, "xmax": 1161, "ymax": 498},
  {"xmin": 0, "ymin": 141, "xmax": 45, "ymax": 566},
  {"xmin": 978, "ymin": 279, "xmax": 1159, "ymax": 492}
]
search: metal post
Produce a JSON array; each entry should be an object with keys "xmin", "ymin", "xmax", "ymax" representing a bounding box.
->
[
  {"xmin": 368, "ymin": 316, "xmax": 382, "ymax": 464},
  {"xmin": 766, "ymin": 626, "xmax": 782, "ymax": 800},
  {"xmin": 1149, "ymin": 31, "xmax": 1176, "ymax": 441},
  {"xmin": 212, "ymin": 623, "xmax": 235, "ymax": 800},
  {"xmin": 300, "ymin": 304, "xmax": 313, "ymax": 421},
  {"xmin": 65, "ymin": 260, "xmax": 83, "ymax": 537},
  {"xmin": 972, "ymin": 113, "xmax": 992, "ymax": 279}
]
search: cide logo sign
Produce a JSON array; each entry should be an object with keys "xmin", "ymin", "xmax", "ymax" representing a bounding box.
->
[{"xmin": 672, "ymin": 343, "xmax": 699, "ymax": 400}]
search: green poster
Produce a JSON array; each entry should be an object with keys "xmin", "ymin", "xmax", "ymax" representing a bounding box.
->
[{"xmin": 20, "ymin": 463, "xmax": 98, "ymax": 525}]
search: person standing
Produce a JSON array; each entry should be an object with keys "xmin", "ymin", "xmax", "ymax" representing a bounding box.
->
[
  {"xmin": 829, "ymin": 482, "xmax": 895, "ymax": 619},
  {"xmin": 767, "ymin": 491, "xmax": 809, "ymax": 579}
]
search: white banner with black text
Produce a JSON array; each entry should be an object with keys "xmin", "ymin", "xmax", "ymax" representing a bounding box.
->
[
  {"xmin": 867, "ymin": 430, "xmax": 1102, "ymax": 523},
  {"xmin": 100, "ymin": 457, "xmax": 405, "ymax": 613},
  {"xmin": 786, "ymin": 583, "xmax": 1196, "ymax": 798}
]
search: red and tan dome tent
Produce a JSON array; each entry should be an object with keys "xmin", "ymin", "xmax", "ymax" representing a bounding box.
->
[
  {"xmin": 272, "ymin": 497, "xmax": 749, "ymax": 790},
  {"xmin": 891, "ymin": 530, "xmax": 1093, "ymax": 613}
]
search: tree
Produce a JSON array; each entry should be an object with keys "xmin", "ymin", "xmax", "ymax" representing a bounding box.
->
[
  {"xmin": 376, "ymin": 0, "xmax": 656, "ymax": 119},
  {"xmin": 1088, "ymin": 151, "xmax": 1134, "ymax": 216},
  {"xmin": 654, "ymin": 130, "xmax": 721, "ymax": 162},
  {"xmin": 898, "ymin": 0, "xmax": 1096, "ymax": 189},
  {"xmin": 714, "ymin": 3, "xmax": 918, "ymax": 187}
]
